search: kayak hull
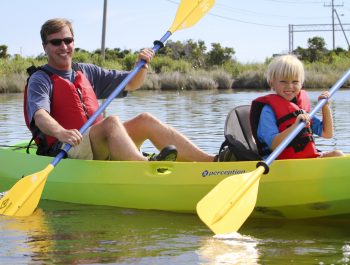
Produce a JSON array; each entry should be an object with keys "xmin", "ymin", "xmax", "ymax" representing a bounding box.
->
[{"xmin": 1, "ymin": 145, "xmax": 349, "ymax": 219}]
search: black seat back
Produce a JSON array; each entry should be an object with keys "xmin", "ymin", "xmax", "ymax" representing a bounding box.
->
[{"xmin": 224, "ymin": 105, "xmax": 260, "ymax": 156}]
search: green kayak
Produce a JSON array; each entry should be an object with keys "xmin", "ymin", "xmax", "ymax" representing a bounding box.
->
[{"xmin": 0, "ymin": 143, "xmax": 350, "ymax": 219}]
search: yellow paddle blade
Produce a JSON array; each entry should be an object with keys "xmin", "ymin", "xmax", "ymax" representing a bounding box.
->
[
  {"xmin": 169, "ymin": 0, "xmax": 216, "ymax": 33},
  {"xmin": 197, "ymin": 166, "xmax": 265, "ymax": 235},
  {"xmin": 0, "ymin": 164, "xmax": 54, "ymax": 217}
]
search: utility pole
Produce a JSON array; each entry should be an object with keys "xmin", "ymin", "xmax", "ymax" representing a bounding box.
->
[
  {"xmin": 334, "ymin": 9, "xmax": 350, "ymax": 49},
  {"xmin": 101, "ymin": 0, "xmax": 108, "ymax": 60},
  {"xmin": 289, "ymin": 24, "xmax": 294, "ymax": 54},
  {"xmin": 101, "ymin": 0, "xmax": 108, "ymax": 117},
  {"xmin": 332, "ymin": 0, "xmax": 335, "ymax": 49},
  {"xmin": 288, "ymin": 23, "xmax": 350, "ymax": 53},
  {"xmin": 324, "ymin": 0, "xmax": 344, "ymax": 50}
]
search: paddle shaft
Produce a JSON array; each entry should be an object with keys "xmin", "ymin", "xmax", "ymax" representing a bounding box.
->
[
  {"xmin": 263, "ymin": 68, "xmax": 350, "ymax": 167},
  {"xmin": 50, "ymin": 31, "xmax": 172, "ymax": 167}
]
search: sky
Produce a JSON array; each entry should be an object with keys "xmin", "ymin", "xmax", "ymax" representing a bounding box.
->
[{"xmin": 1, "ymin": 0, "xmax": 350, "ymax": 63}]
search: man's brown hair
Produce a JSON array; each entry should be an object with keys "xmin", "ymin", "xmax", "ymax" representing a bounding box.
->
[{"xmin": 40, "ymin": 18, "xmax": 74, "ymax": 44}]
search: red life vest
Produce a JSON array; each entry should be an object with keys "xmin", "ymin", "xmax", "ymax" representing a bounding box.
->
[
  {"xmin": 24, "ymin": 65, "xmax": 102, "ymax": 153},
  {"xmin": 250, "ymin": 90, "xmax": 319, "ymax": 159}
]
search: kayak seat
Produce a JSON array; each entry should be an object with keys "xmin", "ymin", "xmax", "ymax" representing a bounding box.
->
[
  {"xmin": 225, "ymin": 105, "xmax": 259, "ymax": 154},
  {"xmin": 221, "ymin": 105, "xmax": 261, "ymax": 160}
]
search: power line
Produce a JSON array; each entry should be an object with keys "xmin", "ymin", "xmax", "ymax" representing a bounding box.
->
[
  {"xmin": 166, "ymin": 0, "xmax": 349, "ymax": 47},
  {"xmin": 165, "ymin": 0, "xmax": 328, "ymax": 28},
  {"xmin": 208, "ymin": 12, "xmax": 285, "ymax": 28},
  {"xmin": 265, "ymin": 0, "xmax": 324, "ymax": 3},
  {"xmin": 165, "ymin": 0, "xmax": 300, "ymax": 28},
  {"xmin": 215, "ymin": 3, "xmax": 328, "ymax": 20}
]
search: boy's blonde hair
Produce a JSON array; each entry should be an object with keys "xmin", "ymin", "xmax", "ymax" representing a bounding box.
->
[{"xmin": 266, "ymin": 54, "xmax": 305, "ymax": 85}]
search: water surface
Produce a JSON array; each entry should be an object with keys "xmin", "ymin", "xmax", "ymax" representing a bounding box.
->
[{"xmin": 1, "ymin": 90, "xmax": 350, "ymax": 264}]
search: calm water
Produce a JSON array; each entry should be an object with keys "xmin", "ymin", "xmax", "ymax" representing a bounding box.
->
[{"xmin": 1, "ymin": 90, "xmax": 350, "ymax": 265}]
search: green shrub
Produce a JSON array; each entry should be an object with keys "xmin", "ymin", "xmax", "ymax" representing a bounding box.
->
[
  {"xmin": 150, "ymin": 56, "xmax": 191, "ymax": 73},
  {"xmin": 123, "ymin": 53, "xmax": 137, "ymax": 71},
  {"xmin": 73, "ymin": 50, "xmax": 92, "ymax": 63},
  {"xmin": 151, "ymin": 56, "xmax": 173, "ymax": 73}
]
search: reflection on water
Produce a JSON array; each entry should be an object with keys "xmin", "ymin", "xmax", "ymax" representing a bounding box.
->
[
  {"xmin": 199, "ymin": 216, "xmax": 350, "ymax": 265},
  {"xmin": 199, "ymin": 233, "xmax": 260, "ymax": 265},
  {"xmin": 2, "ymin": 200, "xmax": 349, "ymax": 265},
  {"xmin": 242, "ymin": 217, "xmax": 350, "ymax": 265},
  {"xmin": 1, "ymin": 90, "xmax": 350, "ymax": 264},
  {"xmin": 0, "ymin": 209, "xmax": 52, "ymax": 264},
  {"xmin": 2, "ymin": 201, "xmax": 208, "ymax": 265}
]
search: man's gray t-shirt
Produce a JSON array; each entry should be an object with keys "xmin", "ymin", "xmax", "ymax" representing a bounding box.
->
[{"xmin": 26, "ymin": 63, "xmax": 129, "ymax": 124}]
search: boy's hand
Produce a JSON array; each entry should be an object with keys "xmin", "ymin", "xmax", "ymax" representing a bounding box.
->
[
  {"xmin": 319, "ymin": 91, "xmax": 331, "ymax": 107},
  {"xmin": 296, "ymin": 112, "xmax": 311, "ymax": 128}
]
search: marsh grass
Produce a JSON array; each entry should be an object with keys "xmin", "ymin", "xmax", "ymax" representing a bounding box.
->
[
  {"xmin": 1, "ymin": 56, "xmax": 349, "ymax": 93},
  {"xmin": 232, "ymin": 69, "xmax": 268, "ymax": 89},
  {"xmin": 159, "ymin": 72, "xmax": 187, "ymax": 90},
  {"xmin": 142, "ymin": 70, "xmax": 231, "ymax": 91},
  {"xmin": 0, "ymin": 72, "xmax": 27, "ymax": 93},
  {"xmin": 185, "ymin": 71, "xmax": 218, "ymax": 90},
  {"xmin": 304, "ymin": 60, "xmax": 350, "ymax": 88},
  {"xmin": 209, "ymin": 69, "xmax": 233, "ymax": 89}
]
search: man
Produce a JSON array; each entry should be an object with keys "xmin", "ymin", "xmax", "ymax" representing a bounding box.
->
[{"xmin": 25, "ymin": 18, "xmax": 215, "ymax": 162}]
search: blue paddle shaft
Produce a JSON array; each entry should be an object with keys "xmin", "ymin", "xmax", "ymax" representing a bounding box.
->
[
  {"xmin": 264, "ymin": 68, "xmax": 350, "ymax": 167},
  {"xmin": 51, "ymin": 31, "xmax": 172, "ymax": 167}
]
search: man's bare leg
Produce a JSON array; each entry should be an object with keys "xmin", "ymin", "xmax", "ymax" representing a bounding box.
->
[
  {"xmin": 89, "ymin": 116, "xmax": 148, "ymax": 161},
  {"xmin": 124, "ymin": 113, "xmax": 214, "ymax": 162}
]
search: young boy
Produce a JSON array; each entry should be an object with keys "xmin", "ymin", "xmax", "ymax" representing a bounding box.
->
[{"xmin": 250, "ymin": 54, "xmax": 343, "ymax": 159}]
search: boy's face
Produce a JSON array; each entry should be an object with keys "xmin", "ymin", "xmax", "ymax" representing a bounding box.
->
[{"xmin": 270, "ymin": 77, "xmax": 303, "ymax": 101}]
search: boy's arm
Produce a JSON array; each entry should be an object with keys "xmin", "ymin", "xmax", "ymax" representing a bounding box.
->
[
  {"xmin": 271, "ymin": 112, "xmax": 310, "ymax": 150},
  {"xmin": 271, "ymin": 122, "xmax": 299, "ymax": 150},
  {"xmin": 320, "ymin": 104, "xmax": 333, "ymax": 138},
  {"xmin": 318, "ymin": 91, "xmax": 333, "ymax": 139}
]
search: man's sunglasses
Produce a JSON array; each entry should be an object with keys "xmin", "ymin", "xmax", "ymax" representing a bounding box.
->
[{"xmin": 46, "ymin": 37, "xmax": 74, "ymax": 46}]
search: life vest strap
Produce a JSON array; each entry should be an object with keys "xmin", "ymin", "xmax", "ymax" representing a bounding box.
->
[{"xmin": 277, "ymin": 110, "xmax": 304, "ymax": 126}]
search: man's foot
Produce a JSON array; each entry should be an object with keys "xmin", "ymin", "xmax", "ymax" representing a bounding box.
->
[{"xmin": 148, "ymin": 145, "xmax": 178, "ymax": 161}]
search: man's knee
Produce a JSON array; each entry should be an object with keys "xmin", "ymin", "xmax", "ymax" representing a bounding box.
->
[
  {"xmin": 91, "ymin": 115, "xmax": 123, "ymax": 137},
  {"xmin": 134, "ymin": 112, "xmax": 160, "ymax": 125},
  {"xmin": 334, "ymin": 150, "xmax": 345, "ymax": 156},
  {"xmin": 103, "ymin": 115, "xmax": 123, "ymax": 129}
]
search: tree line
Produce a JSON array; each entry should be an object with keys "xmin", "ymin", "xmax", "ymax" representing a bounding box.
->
[
  {"xmin": 294, "ymin": 36, "xmax": 350, "ymax": 63},
  {"xmin": 1, "ymin": 36, "xmax": 350, "ymax": 93},
  {"xmin": 0, "ymin": 40, "xmax": 235, "ymax": 70},
  {"xmin": 1, "ymin": 36, "xmax": 349, "ymax": 67}
]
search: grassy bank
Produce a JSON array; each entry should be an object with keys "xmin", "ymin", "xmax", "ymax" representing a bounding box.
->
[{"xmin": 1, "ymin": 55, "xmax": 350, "ymax": 93}]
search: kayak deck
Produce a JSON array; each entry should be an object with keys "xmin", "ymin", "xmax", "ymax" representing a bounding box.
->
[{"xmin": 1, "ymin": 144, "xmax": 350, "ymax": 219}]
